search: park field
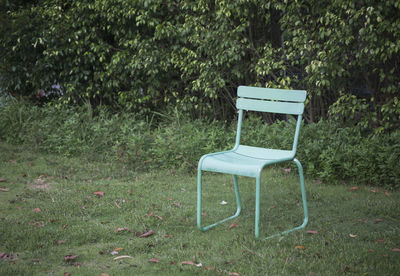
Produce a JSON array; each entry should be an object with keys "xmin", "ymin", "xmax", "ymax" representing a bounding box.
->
[{"xmin": 1, "ymin": 143, "xmax": 399, "ymax": 275}]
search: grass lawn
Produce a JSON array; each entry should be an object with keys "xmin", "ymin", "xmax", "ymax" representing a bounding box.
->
[{"xmin": 0, "ymin": 142, "xmax": 399, "ymax": 275}]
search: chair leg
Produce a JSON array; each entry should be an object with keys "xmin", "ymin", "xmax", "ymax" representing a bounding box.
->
[
  {"xmin": 255, "ymin": 175, "xmax": 261, "ymax": 238},
  {"xmin": 294, "ymin": 158, "xmax": 309, "ymax": 229},
  {"xmin": 256, "ymin": 159, "xmax": 309, "ymax": 239},
  {"xmin": 197, "ymin": 171, "xmax": 242, "ymax": 231}
]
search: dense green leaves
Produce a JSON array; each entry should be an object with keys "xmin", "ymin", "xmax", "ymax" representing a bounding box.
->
[
  {"xmin": 278, "ymin": 0, "xmax": 400, "ymax": 130},
  {"xmin": 1, "ymin": 99, "xmax": 399, "ymax": 188},
  {"xmin": 1, "ymin": 0, "xmax": 399, "ymax": 128}
]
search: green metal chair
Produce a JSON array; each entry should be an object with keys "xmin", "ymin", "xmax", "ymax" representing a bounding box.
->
[{"xmin": 197, "ymin": 86, "xmax": 309, "ymax": 239}]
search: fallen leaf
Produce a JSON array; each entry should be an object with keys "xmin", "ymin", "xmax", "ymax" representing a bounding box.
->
[
  {"xmin": 0, "ymin": 252, "xmax": 18, "ymax": 261},
  {"xmin": 147, "ymin": 211, "xmax": 154, "ymax": 217},
  {"xmin": 155, "ymin": 215, "xmax": 163, "ymax": 220},
  {"xmin": 392, "ymin": 248, "xmax": 400, "ymax": 252},
  {"xmin": 63, "ymin": 273, "xmax": 71, "ymax": 276},
  {"xmin": 374, "ymin": 219, "xmax": 383, "ymax": 223},
  {"xmin": 343, "ymin": 266, "xmax": 350, "ymax": 272},
  {"xmin": 32, "ymin": 208, "xmax": 41, "ymax": 212},
  {"xmin": 368, "ymin": 249, "xmax": 374, "ymax": 252},
  {"xmin": 139, "ymin": 229, "xmax": 154, "ymax": 238},
  {"xmin": 370, "ymin": 189, "xmax": 379, "ymax": 193},
  {"xmin": 220, "ymin": 200, "xmax": 228, "ymax": 205},
  {"xmin": 181, "ymin": 261, "xmax": 195, "ymax": 265},
  {"xmin": 148, "ymin": 258, "xmax": 160, "ymax": 263},
  {"xmin": 313, "ymin": 179, "xmax": 322, "ymax": 184},
  {"xmin": 10, "ymin": 159, "xmax": 16, "ymax": 164},
  {"xmin": 385, "ymin": 191, "xmax": 390, "ymax": 197},
  {"xmin": 0, "ymin": 178, "xmax": 5, "ymax": 182},
  {"xmin": 31, "ymin": 258, "xmax": 42, "ymax": 264},
  {"xmin": 204, "ymin": 266, "xmax": 214, "ymax": 271},
  {"xmin": 64, "ymin": 255, "xmax": 78, "ymax": 261},
  {"xmin": 101, "ymin": 273, "xmax": 109, "ymax": 276},
  {"xmin": 113, "ymin": 255, "xmax": 133, "ymax": 260},
  {"xmin": 34, "ymin": 178, "xmax": 46, "ymax": 185},
  {"xmin": 306, "ymin": 230, "xmax": 319, "ymax": 234},
  {"xmin": 244, "ymin": 249, "xmax": 256, "ymax": 255},
  {"xmin": 173, "ymin": 202, "xmax": 182, "ymax": 207},
  {"xmin": 229, "ymin": 273, "xmax": 241, "ymax": 276},
  {"xmin": 94, "ymin": 191, "xmax": 104, "ymax": 197},
  {"xmin": 181, "ymin": 260, "xmax": 202, "ymax": 267},
  {"xmin": 382, "ymin": 254, "xmax": 389, "ymax": 257},
  {"xmin": 115, "ymin": 227, "xmax": 131, "ymax": 232},
  {"xmin": 57, "ymin": 240, "xmax": 65, "ymax": 245},
  {"xmin": 229, "ymin": 222, "xmax": 239, "ymax": 229},
  {"xmin": 348, "ymin": 186, "xmax": 359, "ymax": 191},
  {"xmin": 62, "ymin": 224, "xmax": 68, "ymax": 230},
  {"xmin": 349, "ymin": 234, "xmax": 357, "ymax": 238},
  {"xmin": 114, "ymin": 247, "xmax": 123, "ymax": 251},
  {"xmin": 295, "ymin": 246, "xmax": 306, "ymax": 250},
  {"xmin": 0, "ymin": 187, "xmax": 9, "ymax": 192},
  {"xmin": 39, "ymin": 174, "xmax": 46, "ymax": 178},
  {"xmin": 29, "ymin": 221, "xmax": 42, "ymax": 228},
  {"xmin": 283, "ymin": 168, "xmax": 291, "ymax": 173},
  {"xmin": 376, "ymin": 239, "xmax": 384, "ymax": 242}
]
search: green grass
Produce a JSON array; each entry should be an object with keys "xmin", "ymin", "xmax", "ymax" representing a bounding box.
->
[{"xmin": 0, "ymin": 142, "xmax": 399, "ymax": 275}]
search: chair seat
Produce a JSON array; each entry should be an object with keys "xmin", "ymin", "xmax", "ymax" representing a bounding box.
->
[{"xmin": 199, "ymin": 145, "xmax": 294, "ymax": 177}]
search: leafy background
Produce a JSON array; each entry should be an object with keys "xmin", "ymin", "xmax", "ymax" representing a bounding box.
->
[{"xmin": 1, "ymin": 0, "xmax": 399, "ymax": 188}]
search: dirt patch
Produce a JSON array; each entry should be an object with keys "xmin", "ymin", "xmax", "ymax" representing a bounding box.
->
[{"xmin": 29, "ymin": 179, "xmax": 50, "ymax": 190}]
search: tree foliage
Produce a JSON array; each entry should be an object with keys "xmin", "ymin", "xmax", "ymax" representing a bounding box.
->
[
  {"xmin": 1, "ymin": 0, "xmax": 399, "ymax": 130},
  {"xmin": 278, "ymin": 0, "xmax": 400, "ymax": 131}
]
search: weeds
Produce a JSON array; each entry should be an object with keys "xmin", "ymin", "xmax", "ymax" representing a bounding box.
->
[{"xmin": 0, "ymin": 99, "xmax": 399, "ymax": 188}]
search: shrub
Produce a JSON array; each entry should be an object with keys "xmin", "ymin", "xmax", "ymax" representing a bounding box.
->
[{"xmin": 0, "ymin": 100, "xmax": 398, "ymax": 189}]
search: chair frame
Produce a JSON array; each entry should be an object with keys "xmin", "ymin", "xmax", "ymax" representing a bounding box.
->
[{"xmin": 197, "ymin": 86, "xmax": 309, "ymax": 239}]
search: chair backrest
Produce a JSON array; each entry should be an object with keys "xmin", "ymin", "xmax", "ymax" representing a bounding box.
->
[
  {"xmin": 235, "ymin": 86, "xmax": 307, "ymax": 153},
  {"xmin": 236, "ymin": 86, "xmax": 306, "ymax": 114}
]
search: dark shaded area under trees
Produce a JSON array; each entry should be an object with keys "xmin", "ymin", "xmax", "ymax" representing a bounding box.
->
[{"xmin": 1, "ymin": 0, "xmax": 399, "ymax": 131}]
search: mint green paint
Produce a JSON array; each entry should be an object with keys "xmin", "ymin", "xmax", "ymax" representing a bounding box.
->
[{"xmin": 197, "ymin": 86, "xmax": 309, "ymax": 239}]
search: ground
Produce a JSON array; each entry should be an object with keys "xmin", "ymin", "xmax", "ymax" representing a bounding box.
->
[{"xmin": 0, "ymin": 143, "xmax": 399, "ymax": 275}]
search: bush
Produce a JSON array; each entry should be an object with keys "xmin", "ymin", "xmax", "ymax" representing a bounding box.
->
[
  {"xmin": 299, "ymin": 120, "xmax": 400, "ymax": 188},
  {"xmin": 2, "ymin": 0, "xmax": 399, "ymax": 128},
  {"xmin": 0, "ymin": 100, "xmax": 398, "ymax": 189}
]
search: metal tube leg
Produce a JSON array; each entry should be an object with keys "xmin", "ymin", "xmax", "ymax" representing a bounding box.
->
[
  {"xmin": 233, "ymin": 175, "xmax": 242, "ymax": 216},
  {"xmin": 197, "ymin": 172, "xmax": 242, "ymax": 231},
  {"xmin": 260, "ymin": 160, "xmax": 309, "ymax": 240},
  {"xmin": 197, "ymin": 168, "xmax": 203, "ymax": 230},
  {"xmin": 255, "ymin": 176, "xmax": 261, "ymax": 238},
  {"xmin": 294, "ymin": 158, "xmax": 309, "ymax": 227}
]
